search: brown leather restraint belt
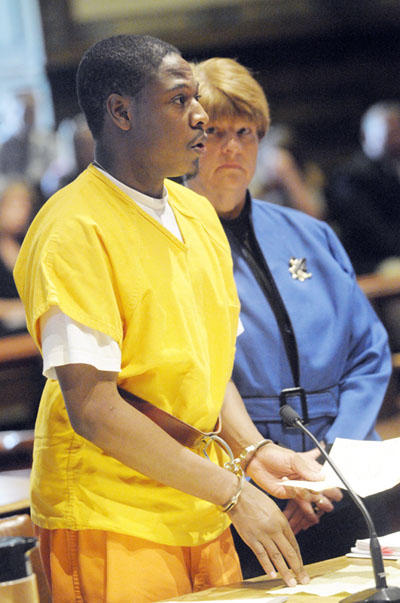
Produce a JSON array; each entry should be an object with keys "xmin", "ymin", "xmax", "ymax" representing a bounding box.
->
[{"xmin": 118, "ymin": 387, "xmax": 222, "ymax": 449}]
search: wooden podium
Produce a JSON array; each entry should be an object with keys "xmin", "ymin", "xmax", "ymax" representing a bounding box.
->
[{"xmin": 163, "ymin": 556, "xmax": 400, "ymax": 602}]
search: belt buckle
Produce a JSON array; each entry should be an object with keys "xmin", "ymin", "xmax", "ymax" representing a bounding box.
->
[{"xmin": 279, "ymin": 387, "xmax": 309, "ymax": 425}]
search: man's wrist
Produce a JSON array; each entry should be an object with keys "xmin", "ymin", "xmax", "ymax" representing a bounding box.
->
[
  {"xmin": 235, "ymin": 438, "xmax": 272, "ymax": 471},
  {"xmin": 219, "ymin": 469, "xmax": 245, "ymax": 512}
]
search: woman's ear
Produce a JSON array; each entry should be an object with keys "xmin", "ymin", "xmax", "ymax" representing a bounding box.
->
[{"xmin": 106, "ymin": 94, "xmax": 132, "ymax": 131}]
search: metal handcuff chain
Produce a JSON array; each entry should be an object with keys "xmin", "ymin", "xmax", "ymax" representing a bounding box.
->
[
  {"xmin": 197, "ymin": 434, "xmax": 271, "ymax": 512},
  {"xmin": 198, "ymin": 434, "xmax": 245, "ymax": 513}
]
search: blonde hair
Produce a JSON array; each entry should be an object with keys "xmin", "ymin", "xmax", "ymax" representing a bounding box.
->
[{"xmin": 191, "ymin": 57, "xmax": 270, "ymax": 140}]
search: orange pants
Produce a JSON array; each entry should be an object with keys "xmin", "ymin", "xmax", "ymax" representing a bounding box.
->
[{"xmin": 35, "ymin": 525, "xmax": 242, "ymax": 602}]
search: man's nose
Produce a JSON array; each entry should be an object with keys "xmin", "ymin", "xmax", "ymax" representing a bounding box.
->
[{"xmin": 191, "ymin": 99, "xmax": 209, "ymax": 127}]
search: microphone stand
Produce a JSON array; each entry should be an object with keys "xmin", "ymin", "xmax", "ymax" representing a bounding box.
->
[{"xmin": 279, "ymin": 404, "xmax": 400, "ymax": 602}]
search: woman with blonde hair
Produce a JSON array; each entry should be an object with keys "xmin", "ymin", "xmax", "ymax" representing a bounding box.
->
[{"xmin": 186, "ymin": 57, "xmax": 391, "ymax": 577}]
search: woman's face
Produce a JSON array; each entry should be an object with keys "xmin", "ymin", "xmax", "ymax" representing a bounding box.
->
[{"xmin": 189, "ymin": 116, "xmax": 259, "ymax": 218}]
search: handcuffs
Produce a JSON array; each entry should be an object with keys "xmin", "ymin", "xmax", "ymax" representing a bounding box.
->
[{"xmin": 198, "ymin": 434, "xmax": 272, "ymax": 512}]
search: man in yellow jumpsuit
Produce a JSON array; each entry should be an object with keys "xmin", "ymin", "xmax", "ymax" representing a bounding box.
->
[{"xmin": 14, "ymin": 34, "xmax": 323, "ymax": 602}]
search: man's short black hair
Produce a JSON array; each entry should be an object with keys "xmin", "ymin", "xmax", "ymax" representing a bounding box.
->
[{"xmin": 76, "ymin": 34, "xmax": 181, "ymax": 140}]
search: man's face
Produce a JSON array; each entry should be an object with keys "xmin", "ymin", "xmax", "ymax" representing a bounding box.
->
[
  {"xmin": 128, "ymin": 54, "xmax": 208, "ymax": 183},
  {"xmin": 363, "ymin": 110, "xmax": 400, "ymax": 161},
  {"xmin": 189, "ymin": 117, "xmax": 259, "ymax": 218}
]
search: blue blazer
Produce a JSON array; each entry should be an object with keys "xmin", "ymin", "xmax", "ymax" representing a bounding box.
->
[{"xmin": 225, "ymin": 197, "xmax": 392, "ymax": 450}]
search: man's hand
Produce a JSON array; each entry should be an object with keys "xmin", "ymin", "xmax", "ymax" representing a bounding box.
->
[
  {"xmin": 280, "ymin": 447, "xmax": 343, "ymax": 533},
  {"xmin": 284, "ymin": 487, "xmax": 343, "ymax": 535},
  {"xmin": 245, "ymin": 441, "xmax": 325, "ymax": 499},
  {"xmin": 229, "ymin": 480, "xmax": 310, "ymax": 587}
]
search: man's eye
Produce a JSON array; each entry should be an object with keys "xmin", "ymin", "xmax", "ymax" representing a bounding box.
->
[
  {"xmin": 238, "ymin": 127, "xmax": 251, "ymax": 136},
  {"xmin": 173, "ymin": 95, "xmax": 186, "ymax": 106},
  {"xmin": 206, "ymin": 127, "xmax": 216, "ymax": 135}
]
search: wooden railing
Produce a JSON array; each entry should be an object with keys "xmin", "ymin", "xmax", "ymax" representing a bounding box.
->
[
  {"xmin": 358, "ymin": 273, "xmax": 400, "ymax": 301},
  {"xmin": 358, "ymin": 273, "xmax": 400, "ymax": 367}
]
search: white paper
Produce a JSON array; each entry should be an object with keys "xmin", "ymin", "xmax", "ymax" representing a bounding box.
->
[
  {"xmin": 280, "ymin": 436, "xmax": 400, "ymax": 497},
  {"xmin": 346, "ymin": 552, "xmax": 400, "ymax": 559},
  {"xmin": 355, "ymin": 531, "xmax": 400, "ymax": 552},
  {"xmin": 162, "ymin": 599, "xmax": 287, "ymax": 602},
  {"xmin": 348, "ymin": 530, "xmax": 400, "ymax": 558},
  {"xmin": 270, "ymin": 564, "xmax": 400, "ymax": 596}
]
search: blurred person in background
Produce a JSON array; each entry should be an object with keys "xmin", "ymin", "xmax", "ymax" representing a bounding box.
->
[
  {"xmin": 41, "ymin": 113, "xmax": 94, "ymax": 198},
  {"xmin": 326, "ymin": 101, "xmax": 400, "ymax": 276},
  {"xmin": 0, "ymin": 178, "xmax": 36, "ymax": 336},
  {"xmin": 0, "ymin": 92, "xmax": 55, "ymax": 186},
  {"xmin": 185, "ymin": 57, "xmax": 392, "ymax": 577},
  {"xmin": 327, "ymin": 101, "xmax": 400, "ymax": 352},
  {"xmin": 250, "ymin": 123, "xmax": 326, "ymax": 219}
]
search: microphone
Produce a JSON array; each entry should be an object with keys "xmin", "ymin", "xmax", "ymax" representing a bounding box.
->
[{"xmin": 279, "ymin": 404, "xmax": 400, "ymax": 603}]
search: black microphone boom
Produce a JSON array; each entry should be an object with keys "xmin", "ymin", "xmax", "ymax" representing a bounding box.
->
[{"xmin": 279, "ymin": 404, "xmax": 400, "ymax": 602}]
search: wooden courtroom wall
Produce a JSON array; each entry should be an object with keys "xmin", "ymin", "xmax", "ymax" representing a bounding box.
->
[{"xmin": 39, "ymin": 0, "xmax": 400, "ymax": 175}]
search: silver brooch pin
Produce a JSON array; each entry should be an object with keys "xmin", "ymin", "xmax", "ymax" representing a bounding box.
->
[{"xmin": 289, "ymin": 257, "xmax": 312, "ymax": 282}]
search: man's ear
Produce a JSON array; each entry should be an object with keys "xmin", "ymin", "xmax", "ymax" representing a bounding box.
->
[{"xmin": 106, "ymin": 94, "xmax": 132, "ymax": 131}]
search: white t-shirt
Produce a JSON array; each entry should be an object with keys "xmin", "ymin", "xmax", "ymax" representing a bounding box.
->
[{"xmin": 41, "ymin": 166, "xmax": 183, "ymax": 378}]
